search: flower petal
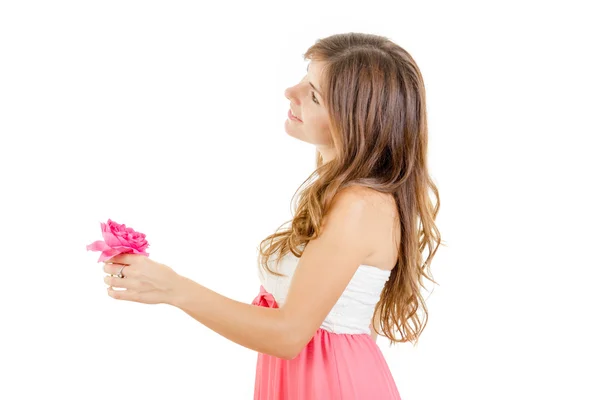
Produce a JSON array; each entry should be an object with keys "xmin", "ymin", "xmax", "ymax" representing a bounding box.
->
[{"xmin": 86, "ymin": 240, "xmax": 111, "ymax": 252}]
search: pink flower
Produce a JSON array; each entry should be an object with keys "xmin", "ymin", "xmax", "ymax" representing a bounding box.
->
[{"xmin": 86, "ymin": 219, "xmax": 150, "ymax": 263}]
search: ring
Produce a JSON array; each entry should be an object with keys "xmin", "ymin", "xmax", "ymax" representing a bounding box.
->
[{"xmin": 117, "ymin": 265, "xmax": 125, "ymax": 279}]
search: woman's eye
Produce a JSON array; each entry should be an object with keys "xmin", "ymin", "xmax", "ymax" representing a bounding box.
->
[{"xmin": 311, "ymin": 92, "xmax": 319, "ymax": 104}]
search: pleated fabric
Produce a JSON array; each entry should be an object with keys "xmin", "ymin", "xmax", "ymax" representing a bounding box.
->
[{"xmin": 252, "ymin": 285, "xmax": 402, "ymax": 400}]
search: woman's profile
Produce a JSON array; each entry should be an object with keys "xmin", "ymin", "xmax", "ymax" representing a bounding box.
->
[{"xmin": 103, "ymin": 31, "xmax": 442, "ymax": 399}]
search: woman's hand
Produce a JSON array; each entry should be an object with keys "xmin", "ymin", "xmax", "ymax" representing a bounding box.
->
[{"xmin": 103, "ymin": 253, "xmax": 184, "ymax": 305}]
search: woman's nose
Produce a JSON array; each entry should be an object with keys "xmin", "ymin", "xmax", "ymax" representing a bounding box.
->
[{"xmin": 284, "ymin": 86, "xmax": 301, "ymax": 105}]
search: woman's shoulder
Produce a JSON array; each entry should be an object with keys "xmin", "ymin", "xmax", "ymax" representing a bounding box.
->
[
  {"xmin": 335, "ymin": 185, "xmax": 392, "ymax": 208},
  {"xmin": 338, "ymin": 185, "xmax": 397, "ymax": 220},
  {"xmin": 334, "ymin": 186, "xmax": 400, "ymax": 271}
]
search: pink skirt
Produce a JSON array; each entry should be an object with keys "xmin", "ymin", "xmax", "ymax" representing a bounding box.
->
[{"xmin": 252, "ymin": 285, "xmax": 402, "ymax": 400}]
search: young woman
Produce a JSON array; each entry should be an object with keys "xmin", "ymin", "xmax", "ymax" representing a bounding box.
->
[{"xmin": 103, "ymin": 32, "xmax": 442, "ymax": 399}]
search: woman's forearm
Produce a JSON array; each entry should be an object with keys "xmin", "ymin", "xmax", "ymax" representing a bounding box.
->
[{"xmin": 170, "ymin": 275, "xmax": 294, "ymax": 359}]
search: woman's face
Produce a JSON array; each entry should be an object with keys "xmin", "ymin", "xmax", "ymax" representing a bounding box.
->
[{"xmin": 284, "ymin": 60, "xmax": 335, "ymax": 163}]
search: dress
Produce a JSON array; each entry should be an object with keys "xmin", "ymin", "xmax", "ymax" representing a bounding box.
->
[{"xmin": 252, "ymin": 245, "xmax": 402, "ymax": 399}]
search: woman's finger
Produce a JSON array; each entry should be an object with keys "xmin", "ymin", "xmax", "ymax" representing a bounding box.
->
[
  {"xmin": 103, "ymin": 262, "xmax": 130, "ymax": 276},
  {"xmin": 107, "ymin": 286, "xmax": 140, "ymax": 303},
  {"xmin": 104, "ymin": 274, "xmax": 136, "ymax": 290}
]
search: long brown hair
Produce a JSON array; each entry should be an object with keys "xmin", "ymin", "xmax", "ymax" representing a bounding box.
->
[{"xmin": 256, "ymin": 32, "xmax": 443, "ymax": 346}]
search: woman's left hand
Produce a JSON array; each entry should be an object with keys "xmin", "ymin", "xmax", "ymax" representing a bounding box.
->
[{"xmin": 103, "ymin": 253, "xmax": 183, "ymax": 305}]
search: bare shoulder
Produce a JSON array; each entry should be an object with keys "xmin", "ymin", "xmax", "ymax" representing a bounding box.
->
[
  {"xmin": 325, "ymin": 186, "xmax": 387, "ymax": 222},
  {"xmin": 328, "ymin": 186, "xmax": 399, "ymax": 271},
  {"xmin": 343, "ymin": 185, "xmax": 394, "ymax": 207}
]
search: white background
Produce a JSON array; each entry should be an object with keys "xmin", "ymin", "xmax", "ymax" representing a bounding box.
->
[{"xmin": 1, "ymin": 1, "xmax": 598, "ymax": 399}]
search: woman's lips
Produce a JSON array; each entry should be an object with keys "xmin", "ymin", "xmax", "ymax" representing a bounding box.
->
[{"xmin": 288, "ymin": 109, "xmax": 303, "ymax": 122}]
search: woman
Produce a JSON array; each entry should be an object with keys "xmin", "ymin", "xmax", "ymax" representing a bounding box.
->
[{"xmin": 103, "ymin": 32, "xmax": 442, "ymax": 399}]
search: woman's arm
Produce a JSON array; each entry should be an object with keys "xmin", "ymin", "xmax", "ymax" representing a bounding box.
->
[
  {"xmin": 171, "ymin": 277, "xmax": 294, "ymax": 359},
  {"xmin": 170, "ymin": 187, "xmax": 379, "ymax": 361}
]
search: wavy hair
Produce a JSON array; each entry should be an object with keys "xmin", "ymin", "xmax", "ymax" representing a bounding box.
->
[{"xmin": 256, "ymin": 32, "xmax": 443, "ymax": 346}]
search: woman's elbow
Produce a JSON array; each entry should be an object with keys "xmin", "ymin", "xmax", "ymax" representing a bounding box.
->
[
  {"xmin": 281, "ymin": 350, "xmax": 298, "ymax": 361},
  {"xmin": 281, "ymin": 338, "xmax": 303, "ymax": 360},
  {"xmin": 281, "ymin": 329, "xmax": 310, "ymax": 360}
]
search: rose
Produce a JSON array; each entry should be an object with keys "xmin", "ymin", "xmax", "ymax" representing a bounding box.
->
[{"xmin": 86, "ymin": 219, "xmax": 150, "ymax": 263}]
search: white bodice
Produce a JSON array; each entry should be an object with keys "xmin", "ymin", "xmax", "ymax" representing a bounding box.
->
[{"xmin": 257, "ymin": 246, "xmax": 391, "ymax": 334}]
